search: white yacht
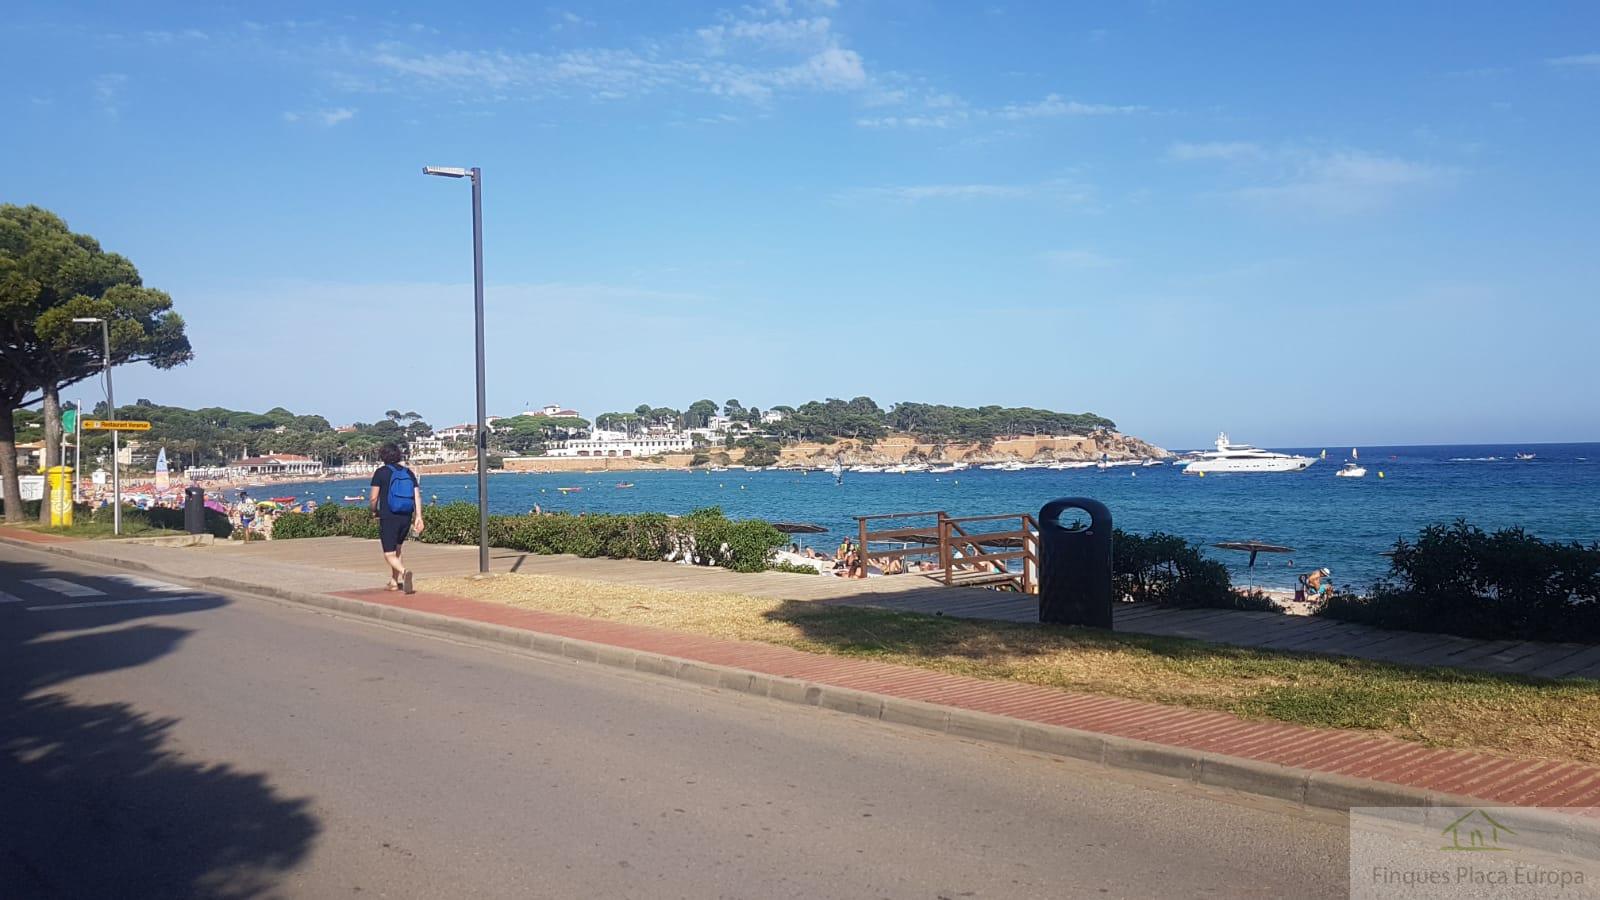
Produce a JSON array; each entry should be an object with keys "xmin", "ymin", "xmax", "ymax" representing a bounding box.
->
[
  {"xmin": 1335, "ymin": 448, "xmax": 1367, "ymax": 478},
  {"xmin": 1182, "ymin": 433, "xmax": 1316, "ymax": 475}
]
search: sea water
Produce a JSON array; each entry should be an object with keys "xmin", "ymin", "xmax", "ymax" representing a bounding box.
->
[{"xmin": 265, "ymin": 443, "xmax": 1600, "ymax": 591}]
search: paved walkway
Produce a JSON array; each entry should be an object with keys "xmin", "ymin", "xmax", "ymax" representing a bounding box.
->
[
  {"xmin": 213, "ymin": 537, "xmax": 1600, "ymax": 680},
  {"xmin": 335, "ymin": 584, "xmax": 1600, "ymax": 810},
  {"xmin": 5, "ymin": 530, "xmax": 1597, "ymax": 679}
]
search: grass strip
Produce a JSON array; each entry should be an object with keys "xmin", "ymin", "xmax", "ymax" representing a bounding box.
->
[{"xmin": 421, "ymin": 572, "xmax": 1600, "ymax": 766}]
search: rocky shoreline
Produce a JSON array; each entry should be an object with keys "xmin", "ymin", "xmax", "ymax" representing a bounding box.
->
[{"xmin": 499, "ymin": 431, "xmax": 1169, "ymax": 473}]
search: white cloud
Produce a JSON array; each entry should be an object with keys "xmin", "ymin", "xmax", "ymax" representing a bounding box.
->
[
  {"xmin": 697, "ymin": 16, "xmax": 834, "ymax": 54},
  {"xmin": 1167, "ymin": 141, "xmax": 1263, "ymax": 161},
  {"xmin": 1548, "ymin": 53, "xmax": 1600, "ymax": 66},
  {"xmin": 1235, "ymin": 150, "xmax": 1454, "ymax": 215},
  {"xmin": 283, "ymin": 107, "xmax": 358, "ymax": 127},
  {"xmin": 995, "ymin": 93, "xmax": 1142, "ymax": 119},
  {"xmin": 93, "ymin": 73, "xmax": 127, "ymax": 118},
  {"xmin": 856, "ymin": 92, "xmax": 1140, "ymax": 129},
  {"xmin": 869, "ymin": 184, "xmax": 1029, "ymax": 201},
  {"xmin": 1170, "ymin": 141, "xmax": 1457, "ymax": 215}
]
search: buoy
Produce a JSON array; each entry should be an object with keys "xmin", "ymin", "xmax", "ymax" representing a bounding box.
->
[
  {"xmin": 1378, "ymin": 471, "xmax": 1385, "ymax": 479},
  {"xmin": 1199, "ymin": 471, "xmax": 1206, "ymax": 478}
]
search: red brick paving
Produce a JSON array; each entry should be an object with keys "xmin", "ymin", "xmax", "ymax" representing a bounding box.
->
[
  {"xmin": 337, "ymin": 586, "xmax": 1600, "ymax": 808},
  {"xmin": 0, "ymin": 526, "xmax": 76, "ymax": 544}
]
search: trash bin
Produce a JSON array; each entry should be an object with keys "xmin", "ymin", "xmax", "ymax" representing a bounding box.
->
[
  {"xmin": 184, "ymin": 485, "xmax": 206, "ymax": 535},
  {"xmin": 1036, "ymin": 497, "xmax": 1114, "ymax": 628}
]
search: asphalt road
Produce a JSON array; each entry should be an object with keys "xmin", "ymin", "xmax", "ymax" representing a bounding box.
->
[{"xmin": 0, "ymin": 540, "xmax": 1349, "ymax": 898}]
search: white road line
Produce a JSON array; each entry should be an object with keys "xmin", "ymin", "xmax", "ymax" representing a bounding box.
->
[
  {"xmin": 104, "ymin": 574, "xmax": 192, "ymax": 593},
  {"xmin": 25, "ymin": 596, "xmax": 203, "ymax": 612},
  {"xmin": 25, "ymin": 578, "xmax": 106, "ymax": 597},
  {"xmin": 0, "ymin": 591, "xmax": 28, "ymax": 604}
]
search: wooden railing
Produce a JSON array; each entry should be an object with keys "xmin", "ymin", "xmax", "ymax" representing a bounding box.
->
[{"xmin": 854, "ymin": 510, "xmax": 1038, "ymax": 594}]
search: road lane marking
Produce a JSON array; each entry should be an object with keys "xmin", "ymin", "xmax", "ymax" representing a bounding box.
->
[
  {"xmin": 25, "ymin": 578, "xmax": 106, "ymax": 597},
  {"xmin": 25, "ymin": 596, "xmax": 204, "ymax": 611},
  {"xmin": 105, "ymin": 574, "xmax": 192, "ymax": 593},
  {"xmin": 0, "ymin": 591, "xmax": 27, "ymax": 604}
]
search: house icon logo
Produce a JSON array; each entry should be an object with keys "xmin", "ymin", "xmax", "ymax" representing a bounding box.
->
[{"xmin": 1441, "ymin": 809, "xmax": 1515, "ymax": 852}]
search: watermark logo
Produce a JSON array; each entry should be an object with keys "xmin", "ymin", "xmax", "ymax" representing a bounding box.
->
[{"xmin": 1440, "ymin": 808, "xmax": 1515, "ymax": 853}]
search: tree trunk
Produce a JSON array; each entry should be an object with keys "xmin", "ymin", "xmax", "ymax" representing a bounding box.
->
[
  {"xmin": 38, "ymin": 387, "xmax": 61, "ymax": 525},
  {"xmin": 0, "ymin": 406, "xmax": 21, "ymax": 523}
]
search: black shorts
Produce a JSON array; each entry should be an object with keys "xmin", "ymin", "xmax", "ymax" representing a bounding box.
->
[{"xmin": 379, "ymin": 515, "xmax": 411, "ymax": 553}]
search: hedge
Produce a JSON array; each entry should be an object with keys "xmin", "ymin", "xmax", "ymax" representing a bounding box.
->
[
  {"xmin": 1319, "ymin": 520, "xmax": 1600, "ymax": 642},
  {"xmin": 272, "ymin": 503, "xmax": 785, "ymax": 574}
]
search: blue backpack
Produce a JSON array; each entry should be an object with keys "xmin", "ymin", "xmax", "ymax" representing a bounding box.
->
[{"xmin": 385, "ymin": 464, "xmax": 416, "ymax": 515}]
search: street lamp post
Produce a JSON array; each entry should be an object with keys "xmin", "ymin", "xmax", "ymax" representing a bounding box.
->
[
  {"xmin": 423, "ymin": 165, "xmax": 490, "ymax": 574},
  {"xmin": 71, "ymin": 317, "xmax": 118, "ymax": 535}
]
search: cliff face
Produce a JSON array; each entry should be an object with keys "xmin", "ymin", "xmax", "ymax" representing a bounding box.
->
[
  {"xmin": 779, "ymin": 431, "xmax": 1169, "ymax": 466},
  {"xmin": 498, "ymin": 431, "xmax": 1169, "ymax": 472}
]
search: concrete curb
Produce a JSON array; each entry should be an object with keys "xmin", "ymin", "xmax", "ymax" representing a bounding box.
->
[{"xmin": 0, "ymin": 533, "xmax": 1484, "ymax": 814}]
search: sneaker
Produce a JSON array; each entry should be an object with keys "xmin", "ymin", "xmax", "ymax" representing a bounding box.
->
[{"xmin": 402, "ymin": 570, "xmax": 414, "ymax": 594}]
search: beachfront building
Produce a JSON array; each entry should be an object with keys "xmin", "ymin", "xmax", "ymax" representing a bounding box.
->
[
  {"xmin": 225, "ymin": 453, "xmax": 325, "ymax": 479},
  {"xmin": 544, "ymin": 430, "xmax": 693, "ymax": 458},
  {"xmin": 434, "ymin": 423, "xmax": 476, "ymax": 441}
]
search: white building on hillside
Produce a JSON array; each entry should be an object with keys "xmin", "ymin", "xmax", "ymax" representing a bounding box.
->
[
  {"xmin": 226, "ymin": 454, "xmax": 324, "ymax": 479},
  {"xmin": 545, "ymin": 432, "xmax": 693, "ymax": 458}
]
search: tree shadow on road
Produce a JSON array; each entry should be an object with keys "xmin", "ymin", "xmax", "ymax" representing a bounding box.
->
[{"xmin": 1, "ymin": 554, "xmax": 319, "ymax": 898}]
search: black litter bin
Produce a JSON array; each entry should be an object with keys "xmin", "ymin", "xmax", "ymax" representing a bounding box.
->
[
  {"xmin": 1036, "ymin": 497, "xmax": 1114, "ymax": 628},
  {"xmin": 184, "ymin": 485, "xmax": 206, "ymax": 535}
]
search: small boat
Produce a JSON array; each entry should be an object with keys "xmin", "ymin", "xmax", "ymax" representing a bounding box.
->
[
  {"xmin": 1515, "ymin": 452, "xmax": 1536, "ymax": 461},
  {"xmin": 270, "ymin": 496, "xmax": 298, "ymax": 504},
  {"xmin": 852, "ymin": 465, "xmax": 884, "ymax": 473},
  {"xmin": 979, "ymin": 461, "xmax": 1024, "ymax": 471},
  {"xmin": 557, "ymin": 486, "xmax": 583, "ymax": 494},
  {"xmin": 341, "ymin": 495, "xmax": 363, "ymax": 501},
  {"xmin": 614, "ymin": 482, "xmax": 634, "ymax": 489},
  {"xmin": 1335, "ymin": 448, "xmax": 1367, "ymax": 478}
]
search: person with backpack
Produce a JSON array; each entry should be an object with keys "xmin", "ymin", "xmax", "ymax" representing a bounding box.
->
[{"xmin": 369, "ymin": 442, "xmax": 425, "ymax": 593}]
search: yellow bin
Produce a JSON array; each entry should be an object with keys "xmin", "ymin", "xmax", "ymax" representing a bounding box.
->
[{"xmin": 46, "ymin": 465, "xmax": 73, "ymax": 526}]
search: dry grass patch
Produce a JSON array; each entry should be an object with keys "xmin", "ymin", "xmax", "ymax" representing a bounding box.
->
[{"xmin": 421, "ymin": 572, "xmax": 1600, "ymax": 765}]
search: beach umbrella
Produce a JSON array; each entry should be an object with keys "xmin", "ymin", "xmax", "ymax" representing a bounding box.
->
[{"xmin": 1212, "ymin": 540, "xmax": 1295, "ymax": 589}]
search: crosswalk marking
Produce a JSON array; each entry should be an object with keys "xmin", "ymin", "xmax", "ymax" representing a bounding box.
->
[
  {"xmin": 24, "ymin": 578, "xmax": 105, "ymax": 597},
  {"xmin": 26, "ymin": 596, "xmax": 200, "ymax": 612},
  {"xmin": 104, "ymin": 574, "xmax": 191, "ymax": 594}
]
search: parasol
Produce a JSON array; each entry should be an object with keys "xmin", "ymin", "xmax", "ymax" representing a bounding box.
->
[
  {"xmin": 771, "ymin": 522, "xmax": 828, "ymax": 534},
  {"xmin": 1212, "ymin": 540, "xmax": 1295, "ymax": 589}
]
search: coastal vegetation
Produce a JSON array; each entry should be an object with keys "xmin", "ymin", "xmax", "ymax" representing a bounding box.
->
[
  {"xmin": 0, "ymin": 204, "xmax": 192, "ymax": 522},
  {"xmin": 1319, "ymin": 520, "xmax": 1600, "ymax": 642},
  {"xmin": 34, "ymin": 393, "xmax": 1126, "ymax": 472},
  {"xmin": 423, "ymin": 571, "xmax": 1600, "ymax": 766},
  {"xmin": 273, "ymin": 503, "xmax": 786, "ymax": 574},
  {"xmin": 1113, "ymin": 530, "xmax": 1280, "ymax": 612}
]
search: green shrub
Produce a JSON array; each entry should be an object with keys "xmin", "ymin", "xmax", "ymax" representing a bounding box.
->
[
  {"xmin": 1112, "ymin": 529, "xmax": 1277, "ymax": 612},
  {"xmin": 272, "ymin": 512, "xmax": 321, "ymax": 540},
  {"xmin": 267, "ymin": 500, "xmax": 782, "ymax": 573},
  {"xmin": 1318, "ymin": 521, "xmax": 1600, "ymax": 641}
]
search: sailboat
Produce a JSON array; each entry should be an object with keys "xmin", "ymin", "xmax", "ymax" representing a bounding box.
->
[{"xmin": 1335, "ymin": 448, "xmax": 1367, "ymax": 478}]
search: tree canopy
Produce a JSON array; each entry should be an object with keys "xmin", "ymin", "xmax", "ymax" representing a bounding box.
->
[{"xmin": 0, "ymin": 204, "xmax": 192, "ymax": 520}]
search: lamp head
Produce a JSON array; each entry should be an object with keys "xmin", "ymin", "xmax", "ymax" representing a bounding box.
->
[
  {"xmin": 71, "ymin": 317, "xmax": 104, "ymax": 324},
  {"xmin": 422, "ymin": 166, "xmax": 471, "ymax": 178}
]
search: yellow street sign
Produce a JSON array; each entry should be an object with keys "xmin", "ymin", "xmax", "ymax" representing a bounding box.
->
[{"xmin": 83, "ymin": 419, "xmax": 152, "ymax": 431}]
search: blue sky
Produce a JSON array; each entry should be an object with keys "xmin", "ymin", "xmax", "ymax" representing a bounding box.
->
[{"xmin": 4, "ymin": 1, "xmax": 1597, "ymax": 448}]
